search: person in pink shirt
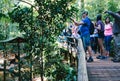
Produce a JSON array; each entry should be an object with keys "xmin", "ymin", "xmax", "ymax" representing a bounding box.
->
[{"xmin": 104, "ymin": 17, "xmax": 113, "ymax": 57}]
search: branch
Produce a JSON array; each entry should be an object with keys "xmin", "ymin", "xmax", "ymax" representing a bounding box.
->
[{"xmin": 18, "ymin": 0, "xmax": 39, "ymax": 12}]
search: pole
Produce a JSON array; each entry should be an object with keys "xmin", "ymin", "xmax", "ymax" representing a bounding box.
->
[
  {"xmin": 3, "ymin": 43, "xmax": 6, "ymax": 81},
  {"xmin": 30, "ymin": 47, "xmax": 32, "ymax": 81},
  {"xmin": 18, "ymin": 42, "xmax": 21, "ymax": 81},
  {"xmin": 40, "ymin": 13, "xmax": 44, "ymax": 81},
  {"xmin": 30, "ymin": 6, "xmax": 33, "ymax": 81}
]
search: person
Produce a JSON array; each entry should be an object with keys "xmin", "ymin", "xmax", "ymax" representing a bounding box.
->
[
  {"xmin": 90, "ymin": 28, "xmax": 99, "ymax": 54},
  {"xmin": 71, "ymin": 23, "xmax": 80, "ymax": 39},
  {"xmin": 71, "ymin": 11, "xmax": 93, "ymax": 62},
  {"xmin": 95, "ymin": 14, "xmax": 106, "ymax": 59},
  {"xmin": 104, "ymin": 17, "xmax": 113, "ymax": 58},
  {"xmin": 105, "ymin": 11, "xmax": 120, "ymax": 62}
]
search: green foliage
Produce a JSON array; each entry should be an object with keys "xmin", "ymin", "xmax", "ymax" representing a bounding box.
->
[
  {"xmin": 9, "ymin": 7, "xmax": 32, "ymax": 24},
  {"xmin": 44, "ymin": 46, "xmax": 76, "ymax": 81},
  {"xmin": 0, "ymin": 0, "xmax": 22, "ymax": 40},
  {"xmin": 7, "ymin": 0, "xmax": 78, "ymax": 80},
  {"xmin": 0, "ymin": 13, "xmax": 7, "ymax": 19},
  {"xmin": 1, "ymin": 0, "xmax": 119, "ymax": 80},
  {"xmin": 84, "ymin": 0, "xmax": 119, "ymax": 20},
  {"xmin": 107, "ymin": 0, "xmax": 118, "ymax": 12},
  {"xmin": 0, "ymin": 0, "xmax": 14, "ymax": 14},
  {"xmin": 110, "ymin": 39, "xmax": 115, "ymax": 57}
]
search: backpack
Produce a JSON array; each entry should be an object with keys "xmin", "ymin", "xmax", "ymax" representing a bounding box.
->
[
  {"xmin": 88, "ymin": 18, "xmax": 94, "ymax": 35},
  {"xmin": 77, "ymin": 18, "xmax": 94, "ymax": 35}
]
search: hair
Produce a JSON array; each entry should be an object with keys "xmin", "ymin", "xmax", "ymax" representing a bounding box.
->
[
  {"xmin": 82, "ymin": 11, "xmax": 88, "ymax": 15},
  {"xmin": 96, "ymin": 14, "xmax": 102, "ymax": 21},
  {"xmin": 105, "ymin": 16, "xmax": 111, "ymax": 24}
]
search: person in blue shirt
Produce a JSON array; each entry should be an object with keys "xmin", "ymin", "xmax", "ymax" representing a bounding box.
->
[{"xmin": 71, "ymin": 11, "xmax": 93, "ymax": 62}]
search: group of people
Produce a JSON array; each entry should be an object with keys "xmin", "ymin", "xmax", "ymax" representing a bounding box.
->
[{"xmin": 70, "ymin": 10, "xmax": 120, "ymax": 62}]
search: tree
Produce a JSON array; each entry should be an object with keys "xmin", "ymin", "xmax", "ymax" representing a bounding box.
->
[
  {"xmin": 1, "ymin": 0, "xmax": 119, "ymax": 80},
  {"xmin": 0, "ymin": 0, "xmax": 21, "ymax": 39},
  {"xmin": 8, "ymin": 0, "xmax": 78, "ymax": 80},
  {"xmin": 82, "ymin": 0, "xmax": 118, "ymax": 20},
  {"xmin": 107, "ymin": 0, "xmax": 118, "ymax": 12}
]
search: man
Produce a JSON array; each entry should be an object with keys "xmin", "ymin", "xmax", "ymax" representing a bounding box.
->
[
  {"xmin": 105, "ymin": 11, "xmax": 120, "ymax": 62},
  {"xmin": 71, "ymin": 11, "xmax": 93, "ymax": 62}
]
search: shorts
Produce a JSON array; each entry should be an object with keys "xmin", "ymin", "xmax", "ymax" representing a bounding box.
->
[
  {"xmin": 98, "ymin": 32, "xmax": 104, "ymax": 39},
  {"xmin": 81, "ymin": 34, "xmax": 91, "ymax": 51}
]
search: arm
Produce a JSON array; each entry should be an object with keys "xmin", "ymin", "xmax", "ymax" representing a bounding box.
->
[
  {"xmin": 70, "ymin": 18, "xmax": 84, "ymax": 26},
  {"xmin": 105, "ymin": 11, "xmax": 120, "ymax": 20},
  {"xmin": 95, "ymin": 21, "xmax": 102, "ymax": 30},
  {"xmin": 95, "ymin": 24, "xmax": 101, "ymax": 30},
  {"xmin": 73, "ymin": 21, "xmax": 84, "ymax": 26}
]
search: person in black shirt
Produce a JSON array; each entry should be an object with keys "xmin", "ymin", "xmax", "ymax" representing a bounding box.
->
[{"xmin": 105, "ymin": 11, "xmax": 120, "ymax": 62}]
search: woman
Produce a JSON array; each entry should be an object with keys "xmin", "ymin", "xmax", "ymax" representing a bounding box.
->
[
  {"xmin": 95, "ymin": 14, "xmax": 106, "ymax": 59},
  {"xmin": 104, "ymin": 17, "xmax": 113, "ymax": 57}
]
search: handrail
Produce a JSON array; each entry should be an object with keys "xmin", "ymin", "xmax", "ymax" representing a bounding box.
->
[
  {"xmin": 77, "ymin": 38, "xmax": 88, "ymax": 81},
  {"xmin": 62, "ymin": 36, "xmax": 88, "ymax": 81},
  {"xmin": 66, "ymin": 36, "xmax": 77, "ymax": 45}
]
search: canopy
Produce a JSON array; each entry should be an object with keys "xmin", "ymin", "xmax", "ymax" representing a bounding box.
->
[{"xmin": 0, "ymin": 36, "xmax": 26, "ymax": 43}]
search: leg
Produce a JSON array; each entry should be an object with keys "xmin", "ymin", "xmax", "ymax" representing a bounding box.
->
[
  {"xmin": 98, "ymin": 38, "xmax": 106, "ymax": 56},
  {"xmin": 107, "ymin": 35, "xmax": 112, "ymax": 56},
  {"xmin": 87, "ymin": 45, "xmax": 94, "ymax": 62},
  {"xmin": 112, "ymin": 34, "xmax": 120, "ymax": 62},
  {"xmin": 96, "ymin": 38, "xmax": 106, "ymax": 59},
  {"xmin": 88, "ymin": 46, "xmax": 93, "ymax": 57},
  {"xmin": 84, "ymin": 35, "xmax": 93, "ymax": 62},
  {"xmin": 94, "ymin": 37, "xmax": 98, "ymax": 54},
  {"xmin": 104, "ymin": 36, "xmax": 110, "ymax": 57}
]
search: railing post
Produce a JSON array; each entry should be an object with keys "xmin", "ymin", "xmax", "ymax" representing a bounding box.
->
[
  {"xmin": 3, "ymin": 43, "xmax": 6, "ymax": 81},
  {"xmin": 17, "ymin": 42, "xmax": 21, "ymax": 81}
]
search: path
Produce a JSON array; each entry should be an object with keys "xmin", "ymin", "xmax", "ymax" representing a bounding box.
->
[{"xmin": 87, "ymin": 54, "xmax": 120, "ymax": 81}]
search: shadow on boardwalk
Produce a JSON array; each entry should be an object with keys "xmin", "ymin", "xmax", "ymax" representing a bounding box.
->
[{"xmin": 87, "ymin": 54, "xmax": 120, "ymax": 81}]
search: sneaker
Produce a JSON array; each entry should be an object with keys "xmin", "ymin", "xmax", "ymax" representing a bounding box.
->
[
  {"xmin": 96, "ymin": 55, "xmax": 106, "ymax": 59},
  {"xmin": 112, "ymin": 59, "xmax": 120, "ymax": 62},
  {"xmin": 96, "ymin": 55, "xmax": 102, "ymax": 59},
  {"xmin": 87, "ymin": 56, "xmax": 93, "ymax": 62},
  {"xmin": 100, "ymin": 56, "xmax": 107, "ymax": 60}
]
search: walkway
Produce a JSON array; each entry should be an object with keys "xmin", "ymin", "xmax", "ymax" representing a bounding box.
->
[
  {"xmin": 87, "ymin": 54, "xmax": 120, "ymax": 81},
  {"xmin": 58, "ymin": 36, "xmax": 120, "ymax": 81}
]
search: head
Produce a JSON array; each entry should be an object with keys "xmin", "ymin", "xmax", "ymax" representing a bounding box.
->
[
  {"xmin": 82, "ymin": 11, "xmax": 88, "ymax": 18},
  {"xmin": 96, "ymin": 14, "xmax": 102, "ymax": 21},
  {"xmin": 105, "ymin": 16, "xmax": 111, "ymax": 24}
]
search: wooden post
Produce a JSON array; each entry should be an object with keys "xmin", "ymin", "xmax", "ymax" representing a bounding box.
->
[
  {"xmin": 18, "ymin": 42, "xmax": 21, "ymax": 81},
  {"xmin": 77, "ymin": 38, "xmax": 88, "ymax": 81},
  {"xmin": 3, "ymin": 43, "xmax": 6, "ymax": 81}
]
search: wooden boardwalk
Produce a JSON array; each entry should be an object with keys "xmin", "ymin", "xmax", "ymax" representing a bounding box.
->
[{"xmin": 87, "ymin": 55, "xmax": 120, "ymax": 81}]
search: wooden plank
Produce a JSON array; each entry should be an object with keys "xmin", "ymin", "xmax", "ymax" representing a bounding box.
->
[
  {"xmin": 77, "ymin": 38, "xmax": 88, "ymax": 81},
  {"xmin": 87, "ymin": 54, "xmax": 120, "ymax": 81}
]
